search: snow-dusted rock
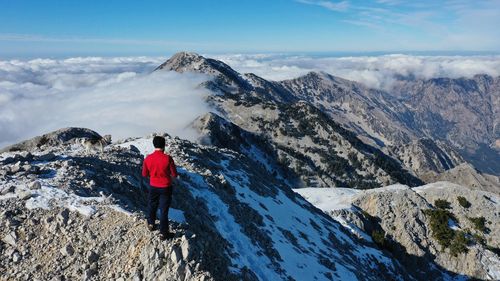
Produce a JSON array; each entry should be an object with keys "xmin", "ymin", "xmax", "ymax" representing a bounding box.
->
[
  {"xmin": 296, "ymin": 182, "xmax": 500, "ymax": 280},
  {"xmin": 28, "ymin": 181, "xmax": 41, "ymax": 190}
]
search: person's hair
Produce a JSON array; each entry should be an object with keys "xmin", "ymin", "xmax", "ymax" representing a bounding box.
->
[{"xmin": 153, "ymin": 136, "xmax": 166, "ymax": 149}]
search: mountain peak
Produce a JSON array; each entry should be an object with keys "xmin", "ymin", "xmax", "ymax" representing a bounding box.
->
[
  {"xmin": 155, "ymin": 51, "xmax": 207, "ymax": 72},
  {"xmin": 155, "ymin": 51, "xmax": 241, "ymax": 78}
]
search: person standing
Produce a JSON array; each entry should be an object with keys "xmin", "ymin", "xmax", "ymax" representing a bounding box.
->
[{"xmin": 142, "ymin": 136, "xmax": 178, "ymax": 240}]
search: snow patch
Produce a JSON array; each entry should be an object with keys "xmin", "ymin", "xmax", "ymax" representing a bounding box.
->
[
  {"xmin": 293, "ymin": 187, "xmax": 361, "ymax": 211},
  {"xmin": 24, "ymin": 185, "xmax": 103, "ymax": 216}
]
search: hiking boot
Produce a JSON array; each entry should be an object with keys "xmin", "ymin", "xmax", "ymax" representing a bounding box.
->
[
  {"xmin": 147, "ymin": 224, "xmax": 156, "ymax": 232},
  {"xmin": 159, "ymin": 232, "xmax": 175, "ymax": 241}
]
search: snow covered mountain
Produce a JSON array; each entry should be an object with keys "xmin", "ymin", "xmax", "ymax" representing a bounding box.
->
[{"xmin": 1, "ymin": 128, "xmax": 411, "ymax": 281}]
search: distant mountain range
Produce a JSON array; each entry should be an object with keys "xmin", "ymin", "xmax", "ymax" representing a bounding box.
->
[{"xmin": 158, "ymin": 52, "xmax": 499, "ymax": 189}]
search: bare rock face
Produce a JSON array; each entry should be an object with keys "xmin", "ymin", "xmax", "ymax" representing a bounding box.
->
[
  {"xmin": 389, "ymin": 138, "xmax": 465, "ymax": 178},
  {"xmin": 280, "ymin": 71, "xmax": 421, "ymax": 146},
  {"xmin": 325, "ymin": 183, "xmax": 500, "ymax": 280},
  {"xmin": 391, "ymin": 75, "xmax": 499, "ymax": 148},
  {"xmin": 383, "ymin": 130, "xmax": 498, "ymax": 194},
  {"xmin": 391, "ymin": 75, "xmax": 500, "ymax": 174}
]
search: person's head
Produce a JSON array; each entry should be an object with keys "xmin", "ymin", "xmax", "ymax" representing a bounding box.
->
[{"xmin": 153, "ymin": 136, "xmax": 166, "ymax": 150}]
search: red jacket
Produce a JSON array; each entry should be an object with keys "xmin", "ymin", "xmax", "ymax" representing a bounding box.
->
[{"xmin": 142, "ymin": 150, "xmax": 178, "ymax": 188}]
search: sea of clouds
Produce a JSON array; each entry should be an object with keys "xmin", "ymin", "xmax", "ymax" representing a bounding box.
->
[
  {"xmin": 1, "ymin": 54, "xmax": 499, "ymax": 148},
  {"xmin": 212, "ymin": 54, "xmax": 500, "ymax": 90},
  {"xmin": 0, "ymin": 57, "xmax": 211, "ymax": 148}
]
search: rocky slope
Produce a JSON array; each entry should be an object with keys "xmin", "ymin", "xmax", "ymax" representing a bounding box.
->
[
  {"xmin": 160, "ymin": 52, "xmax": 500, "ymax": 177},
  {"xmin": 391, "ymin": 75, "xmax": 500, "ymax": 174},
  {"xmin": 193, "ymin": 109, "xmax": 422, "ymax": 189},
  {"xmin": 388, "ymin": 138, "xmax": 465, "ymax": 178},
  {"xmin": 391, "ymin": 75, "xmax": 500, "ymax": 148},
  {"xmin": 161, "ymin": 52, "xmax": 423, "ymax": 189},
  {"xmin": 295, "ymin": 182, "xmax": 500, "ymax": 280},
  {"xmin": 279, "ymin": 71, "xmax": 420, "ymax": 146},
  {"xmin": 0, "ymin": 128, "xmax": 411, "ymax": 281},
  {"xmin": 157, "ymin": 52, "xmax": 500, "ymax": 188},
  {"xmin": 423, "ymin": 163, "xmax": 500, "ymax": 194}
]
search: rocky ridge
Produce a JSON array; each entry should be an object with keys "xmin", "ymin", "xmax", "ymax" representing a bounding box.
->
[
  {"xmin": 0, "ymin": 128, "xmax": 410, "ymax": 280},
  {"xmin": 161, "ymin": 52, "xmax": 423, "ymax": 189},
  {"xmin": 162, "ymin": 52, "xmax": 500, "ymax": 179}
]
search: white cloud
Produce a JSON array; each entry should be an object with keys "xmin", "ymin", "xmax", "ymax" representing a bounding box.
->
[
  {"xmin": 212, "ymin": 53, "xmax": 500, "ymax": 89},
  {"xmin": 2, "ymin": 53, "xmax": 499, "ymax": 148},
  {"xmin": 0, "ymin": 57, "xmax": 211, "ymax": 148},
  {"xmin": 295, "ymin": 0, "xmax": 350, "ymax": 12}
]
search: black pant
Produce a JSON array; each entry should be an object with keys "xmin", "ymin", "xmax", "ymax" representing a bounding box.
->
[{"xmin": 147, "ymin": 186, "xmax": 173, "ymax": 234}]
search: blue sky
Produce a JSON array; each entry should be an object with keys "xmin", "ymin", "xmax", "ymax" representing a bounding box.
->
[{"xmin": 0, "ymin": 0, "xmax": 499, "ymax": 57}]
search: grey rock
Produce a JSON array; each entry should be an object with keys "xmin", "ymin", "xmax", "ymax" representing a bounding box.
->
[
  {"xmin": 180, "ymin": 235, "xmax": 190, "ymax": 260},
  {"xmin": 389, "ymin": 138, "xmax": 464, "ymax": 177},
  {"xmin": 22, "ymin": 164, "xmax": 32, "ymax": 172},
  {"xmin": 18, "ymin": 151, "xmax": 33, "ymax": 161},
  {"xmin": 18, "ymin": 190, "xmax": 33, "ymax": 200},
  {"xmin": 424, "ymin": 163, "xmax": 500, "ymax": 194},
  {"xmin": 0, "ymin": 169, "xmax": 8, "ymax": 177},
  {"xmin": 28, "ymin": 181, "xmax": 42, "ymax": 190},
  {"xmin": 2, "ymin": 232, "xmax": 18, "ymax": 247},
  {"xmin": 37, "ymin": 152, "xmax": 57, "ymax": 162},
  {"xmin": 86, "ymin": 251, "xmax": 99, "ymax": 264},
  {"xmin": 57, "ymin": 209, "xmax": 70, "ymax": 225},
  {"xmin": 170, "ymin": 247, "xmax": 181, "ymax": 264},
  {"xmin": 82, "ymin": 269, "xmax": 97, "ymax": 280},
  {"xmin": 132, "ymin": 272, "xmax": 141, "ymax": 281},
  {"xmin": 330, "ymin": 183, "xmax": 500, "ymax": 280},
  {"xmin": 0, "ymin": 127, "xmax": 101, "ymax": 153},
  {"xmin": 12, "ymin": 252, "xmax": 21, "ymax": 263},
  {"xmin": 60, "ymin": 244, "xmax": 74, "ymax": 256},
  {"xmin": 10, "ymin": 163, "xmax": 21, "ymax": 173},
  {"xmin": 0, "ymin": 185, "xmax": 15, "ymax": 195}
]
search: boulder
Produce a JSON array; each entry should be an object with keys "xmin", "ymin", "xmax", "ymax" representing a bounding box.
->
[
  {"xmin": 2, "ymin": 232, "xmax": 18, "ymax": 247},
  {"xmin": 86, "ymin": 251, "xmax": 99, "ymax": 264},
  {"xmin": 18, "ymin": 190, "xmax": 33, "ymax": 200},
  {"xmin": 28, "ymin": 181, "xmax": 42, "ymax": 190},
  {"xmin": 60, "ymin": 244, "xmax": 74, "ymax": 256},
  {"xmin": 36, "ymin": 152, "xmax": 57, "ymax": 162},
  {"xmin": 57, "ymin": 209, "xmax": 70, "ymax": 226}
]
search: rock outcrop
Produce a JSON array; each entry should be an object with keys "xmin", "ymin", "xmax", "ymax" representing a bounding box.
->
[{"xmin": 296, "ymin": 183, "xmax": 500, "ymax": 280}]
